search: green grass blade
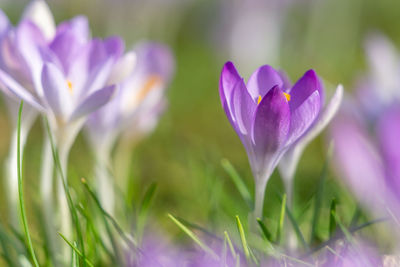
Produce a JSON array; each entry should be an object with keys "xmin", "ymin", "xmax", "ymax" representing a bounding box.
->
[
  {"xmin": 256, "ymin": 218, "xmax": 273, "ymax": 243},
  {"xmin": 235, "ymin": 215, "xmax": 250, "ymax": 263},
  {"xmin": 81, "ymin": 178, "xmax": 131, "ymax": 266},
  {"xmin": 17, "ymin": 101, "xmax": 39, "ymax": 267},
  {"xmin": 310, "ymin": 156, "xmax": 329, "ymax": 243},
  {"xmin": 224, "ymin": 231, "xmax": 236, "ymax": 259},
  {"xmin": 137, "ymin": 183, "xmax": 158, "ymax": 241},
  {"xmin": 58, "ymin": 233, "xmax": 94, "ymax": 267},
  {"xmin": 167, "ymin": 214, "xmax": 218, "ymax": 259},
  {"xmin": 81, "ymin": 178, "xmax": 137, "ymax": 248},
  {"xmin": 331, "ymin": 210, "xmax": 353, "ymax": 242},
  {"xmin": 276, "ymin": 194, "xmax": 287, "ymax": 243},
  {"xmin": 329, "ymin": 198, "xmax": 337, "ymax": 238},
  {"xmin": 44, "ymin": 117, "xmax": 86, "ymax": 267},
  {"xmin": 221, "ymin": 159, "xmax": 253, "ymax": 209},
  {"xmin": 285, "ymin": 204, "xmax": 308, "ymax": 250}
]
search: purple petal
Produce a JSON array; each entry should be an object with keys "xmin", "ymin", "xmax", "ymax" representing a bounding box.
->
[
  {"xmin": 252, "ymin": 85, "xmax": 290, "ymax": 155},
  {"xmin": 134, "ymin": 42, "xmax": 175, "ymax": 82},
  {"xmin": 0, "ymin": 9, "xmax": 10, "ymax": 36},
  {"xmin": 377, "ymin": 108, "xmax": 400, "ymax": 196},
  {"xmin": 88, "ymin": 37, "xmax": 123, "ymax": 70},
  {"xmin": 219, "ymin": 61, "xmax": 242, "ymax": 124},
  {"xmin": 16, "ymin": 21, "xmax": 46, "ymax": 96},
  {"xmin": 332, "ymin": 117, "xmax": 386, "ymax": 211},
  {"xmin": 230, "ymin": 78, "xmax": 256, "ymax": 135},
  {"xmin": 21, "ymin": 0, "xmax": 56, "ymax": 40},
  {"xmin": 70, "ymin": 85, "xmax": 116, "ymax": 121},
  {"xmin": 285, "ymin": 90, "xmax": 321, "ymax": 146},
  {"xmin": 55, "ymin": 16, "xmax": 89, "ymax": 43},
  {"xmin": 41, "ymin": 63, "xmax": 71, "ymax": 117},
  {"xmin": 50, "ymin": 26, "xmax": 87, "ymax": 73},
  {"xmin": 247, "ymin": 65, "xmax": 283, "ymax": 101},
  {"xmin": 0, "ymin": 68, "xmax": 44, "ymax": 111},
  {"xmin": 288, "ymin": 69, "xmax": 322, "ymax": 112}
]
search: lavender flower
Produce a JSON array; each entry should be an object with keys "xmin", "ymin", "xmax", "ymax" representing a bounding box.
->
[
  {"xmin": 85, "ymin": 42, "xmax": 174, "ymax": 213},
  {"xmin": 332, "ymin": 107, "xmax": 400, "ymax": 220},
  {"xmin": 219, "ymin": 61, "xmax": 326, "ymax": 218},
  {"xmin": 0, "ymin": 2, "xmax": 123, "ymax": 252}
]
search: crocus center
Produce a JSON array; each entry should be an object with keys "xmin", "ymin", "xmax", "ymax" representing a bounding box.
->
[
  {"xmin": 257, "ymin": 95, "xmax": 262, "ymax": 105},
  {"xmin": 283, "ymin": 92, "xmax": 291, "ymax": 101},
  {"xmin": 67, "ymin": 80, "xmax": 73, "ymax": 94},
  {"xmin": 137, "ymin": 75, "xmax": 162, "ymax": 102}
]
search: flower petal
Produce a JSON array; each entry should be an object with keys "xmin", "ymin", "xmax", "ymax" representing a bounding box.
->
[
  {"xmin": 70, "ymin": 85, "xmax": 116, "ymax": 121},
  {"xmin": 219, "ymin": 61, "xmax": 242, "ymax": 124},
  {"xmin": 21, "ymin": 0, "xmax": 56, "ymax": 41},
  {"xmin": 377, "ymin": 108, "xmax": 400, "ymax": 195},
  {"xmin": 41, "ymin": 63, "xmax": 72, "ymax": 118},
  {"xmin": 16, "ymin": 21, "xmax": 46, "ymax": 96},
  {"xmin": 279, "ymin": 85, "xmax": 343, "ymax": 181},
  {"xmin": 332, "ymin": 117, "xmax": 386, "ymax": 212},
  {"xmin": 0, "ymin": 68, "xmax": 44, "ymax": 111},
  {"xmin": 0, "ymin": 9, "xmax": 10, "ymax": 35},
  {"xmin": 288, "ymin": 69, "xmax": 322, "ymax": 112},
  {"xmin": 285, "ymin": 90, "xmax": 321, "ymax": 147},
  {"xmin": 247, "ymin": 65, "xmax": 283, "ymax": 101},
  {"xmin": 134, "ymin": 42, "xmax": 175, "ymax": 82},
  {"xmin": 83, "ymin": 37, "xmax": 124, "ymax": 95},
  {"xmin": 107, "ymin": 51, "xmax": 136, "ymax": 85},
  {"xmin": 252, "ymin": 85, "xmax": 290, "ymax": 155},
  {"xmin": 230, "ymin": 78, "xmax": 256, "ymax": 135},
  {"xmin": 55, "ymin": 16, "xmax": 89, "ymax": 42}
]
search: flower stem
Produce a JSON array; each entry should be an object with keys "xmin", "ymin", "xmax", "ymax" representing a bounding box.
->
[{"xmin": 17, "ymin": 101, "xmax": 39, "ymax": 267}]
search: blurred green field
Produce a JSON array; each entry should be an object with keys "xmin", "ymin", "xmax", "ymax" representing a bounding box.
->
[{"xmin": 1, "ymin": 0, "xmax": 400, "ymax": 262}]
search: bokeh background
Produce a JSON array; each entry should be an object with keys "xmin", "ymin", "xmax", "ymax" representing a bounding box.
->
[{"xmin": 1, "ymin": 0, "xmax": 400, "ymax": 251}]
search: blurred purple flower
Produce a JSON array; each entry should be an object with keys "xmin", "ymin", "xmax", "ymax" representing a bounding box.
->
[
  {"xmin": 86, "ymin": 42, "xmax": 174, "ymax": 153},
  {"xmin": 219, "ymin": 61, "xmax": 325, "ymax": 218},
  {"xmin": 0, "ymin": 12, "xmax": 122, "ymax": 150},
  {"xmin": 332, "ymin": 107, "xmax": 400, "ymax": 219},
  {"xmin": 85, "ymin": 42, "xmax": 174, "ymax": 214},
  {"xmin": 320, "ymin": 241, "xmax": 382, "ymax": 267}
]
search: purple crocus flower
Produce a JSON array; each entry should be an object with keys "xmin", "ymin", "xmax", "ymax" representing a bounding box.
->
[
  {"xmin": 85, "ymin": 42, "xmax": 174, "ymax": 214},
  {"xmin": 219, "ymin": 61, "xmax": 324, "ymax": 218},
  {"xmin": 0, "ymin": 2, "xmax": 123, "ymax": 247},
  {"xmin": 332, "ymin": 107, "xmax": 400, "ymax": 220}
]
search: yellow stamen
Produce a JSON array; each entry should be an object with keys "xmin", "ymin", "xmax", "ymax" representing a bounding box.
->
[
  {"xmin": 283, "ymin": 92, "xmax": 291, "ymax": 101},
  {"xmin": 257, "ymin": 95, "xmax": 262, "ymax": 105},
  {"xmin": 136, "ymin": 75, "xmax": 163, "ymax": 102},
  {"xmin": 67, "ymin": 80, "xmax": 73, "ymax": 94}
]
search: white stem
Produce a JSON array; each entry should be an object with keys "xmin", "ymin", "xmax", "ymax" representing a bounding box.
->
[
  {"xmin": 39, "ymin": 136, "xmax": 59, "ymax": 255},
  {"xmin": 254, "ymin": 178, "xmax": 268, "ymax": 220},
  {"xmin": 57, "ymin": 146, "xmax": 71, "ymax": 240},
  {"xmin": 114, "ymin": 138, "xmax": 133, "ymax": 193},
  {"xmin": 96, "ymin": 150, "xmax": 115, "ymax": 215}
]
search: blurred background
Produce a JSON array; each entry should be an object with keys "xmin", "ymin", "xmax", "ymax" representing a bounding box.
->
[{"xmin": 0, "ymin": 0, "xmax": 400, "ymax": 250}]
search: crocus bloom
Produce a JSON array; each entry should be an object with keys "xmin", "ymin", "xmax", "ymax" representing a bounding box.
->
[
  {"xmin": 85, "ymin": 42, "xmax": 174, "ymax": 213},
  {"xmin": 0, "ymin": 0, "xmax": 56, "ymax": 226},
  {"xmin": 0, "ymin": 3, "xmax": 122, "ymax": 245},
  {"xmin": 219, "ymin": 61, "xmax": 325, "ymax": 218},
  {"xmin": 332, "ymin": 107, "xmax": 400, "ymax": 221}
]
